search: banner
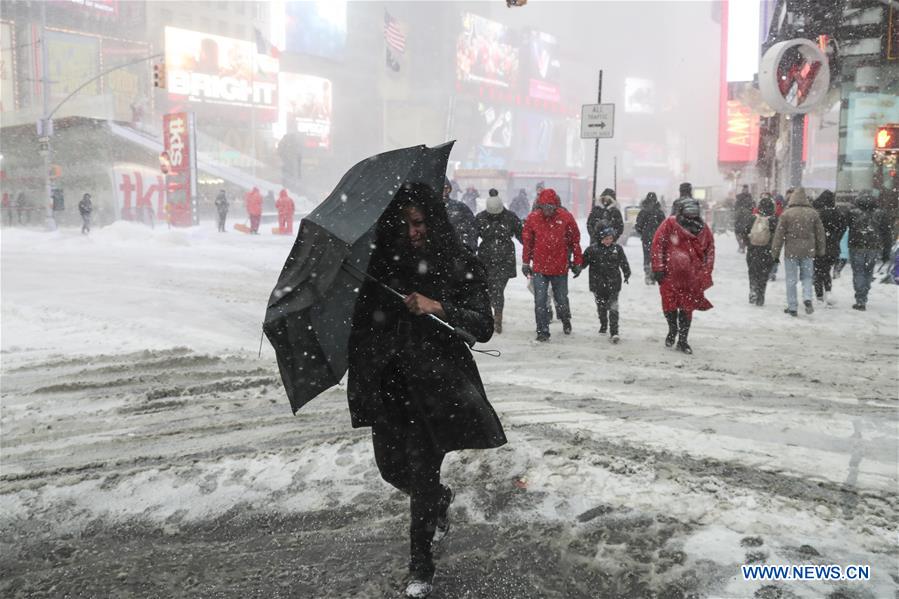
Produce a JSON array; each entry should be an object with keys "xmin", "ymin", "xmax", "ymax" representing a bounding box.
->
[
  {"xmin": 111, "ymin": 163, "xmax": 166, "ymax": 223},
  {"xmin": 164, "ymin": 27, "xmax": 278, "ymax": 120},
  {"xmin": 163, "ymin": 112, "xmax": 198, "ymax": 226}
]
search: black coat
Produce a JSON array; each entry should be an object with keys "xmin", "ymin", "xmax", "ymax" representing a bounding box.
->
[
  {"xmin": 445, "ymin": 199, "xmax": 478, "ymax": 251},
  {"xmin": 78, "ymin": 198, "xmax": 92, "ymax": 216},
  {"xmin": 509, "ymin": 193, "xmax": 530, "ymax": 220},
  {"xmin": 734, "ymin": 193, "xmax": 755, "ymax": 233},
  {"xmin": 847, "ymin": 196, "xmax": 891, "ymax": 252},
  {"xmin": 347, "ymin": 250, "xmax": 506, "ymax": 453},
  {"xmin": 816, "ymin": 206, "xmax": 845, "ymax": 259},
  {"xmin": 746, "ymin": 215, "xmax": 778, "ymax": 273},
  {"xmin": 634, "ymin": 203, "xmax": 665, "ymax": 244},
  {"xmin": 582, "ymin": 242, "xmax": 631, "ymax": 294},
  {"xmin": 215, "ymin": 192, "xmax": 229, "ymax": 215},
  {"xmin": 476, "ymin": 209, "xmax": 522, "ymax": 280},
  {"xmin": 587, "ymin": 201, "xmax": 624, "ymax": 243}
]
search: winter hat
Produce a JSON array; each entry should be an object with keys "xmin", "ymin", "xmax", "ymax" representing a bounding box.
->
[
  {"xmin": 599, "ymin": 226, "xmax": 616, "ymax": 240},
  {"xmin": 758, "ymin": 196, "xmax": 776, "ymax": 216},
  {"xmin": 488, "ymin": 188, "xmax": 498, "ymax": 197},
  {"xmin": 815, "ymin": 189, "xmax": 835, "ymax": 209},
  {"xmin": 679, "ymin": 182, "xmax": 693, "ymax": 197},
  {"xmin": 600, "ymin": 188, "xmax": 615, "ymax": 200},
  {"xmin": 537, "ymin": 188, "xmax": 561, "ymax": 207},
  {"xmin": 486, "ymin": 195, "xmax": 503, "ymax": 214}
]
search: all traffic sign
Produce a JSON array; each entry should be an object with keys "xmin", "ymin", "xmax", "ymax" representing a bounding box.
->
[{"xmin": 581, "ymin": 103, "xmax": 614, "ymax": 139}]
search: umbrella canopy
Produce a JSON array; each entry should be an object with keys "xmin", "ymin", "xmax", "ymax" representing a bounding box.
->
[{"xmin": 263, "ymin": 142, "xmax": 454, "ymax": 413}]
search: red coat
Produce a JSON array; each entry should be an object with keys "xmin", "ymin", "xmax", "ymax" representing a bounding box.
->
[
  {"xmin": 275, "ymin": 191, "xmax": 295, "ymax": 216},
  {"xmin": 651, "ymin": 216, "xmax": 715, "ymax": 313},
  {"xmin": 245, "ymin": 189, "xmax": 263, "ymax": 216},
  {"xmin": 521, "ymin": 189, "xmax": 583, "ymax": 276}
]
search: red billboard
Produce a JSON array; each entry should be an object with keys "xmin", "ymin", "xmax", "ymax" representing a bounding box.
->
[
  {"xmin": 718, "ymin": 0, "xmax": 759, "ymax": 164},
  {"xmin": 163, "ymin": 112, "xmax": 197, "ymax": 227}
]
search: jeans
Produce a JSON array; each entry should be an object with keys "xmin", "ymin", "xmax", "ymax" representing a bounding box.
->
[
  {"xmin": 533, "ymin": 273, "xmax": 570, "ymax": 336},
  {"xmin": 849, "ymin": 249, "xmax": 879, "ymax": 305},
  {"xmin": 784, "ymin": 257, "xmax": 814, "ymax": 311}
]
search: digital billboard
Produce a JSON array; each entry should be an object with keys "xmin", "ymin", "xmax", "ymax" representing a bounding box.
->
[
  {"xmin": 625, "ymin": 78, "xmax": 655, "ymax": 114},
  {"xmin": 456, "ymin": 13, "xmax": 519, "ymax": 89},
  {"xmin": 477, "ymin": 102, "xmax": 513, "ymax": 148},
  {"xmin": 285, "ymin": 1, "xmax": 347, "ymax": 60},
  {"xmin": 46, "ymin": 30, "xmax": 101, "ymax": 104},
  {"xmin": 102, "ymin": 39, "xmax": 150, "ymax": 121},
  {"xmin": 524, "ymin": 30, "xmax": 560, "ymax": 101},
  {"xmin": 164, "ymin": 27, "xmax": 278, "ymax": 119},
  {"xmin": 718, "ymin": 0, "xmax": 759, "ymax": 164},
  {"xmin": 279, "ymin": 73, "xmax": 332, "ymax": 149},
  {"xmin": 0, "ymin": 22, "xmax": 14, "ymax": 113}
]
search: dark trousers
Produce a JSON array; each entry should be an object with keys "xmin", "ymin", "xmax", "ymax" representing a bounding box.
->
[
  {"xmin": 813, "ymin": 255, "xmax": 835, "ymax": 298},
  {"xmin": 746, "ymin": 246, "xmax": 773, "ymax": 305},
  {"xmin": 217, "ymin": 212, "xmax": 227, "ymax": 232},
  {"xmin": 594, "ymin": 290, "xmax": 619, "ymax": 335},
  {"xmin": 486, "ymin": 275, "xmax": 509, "ymax": 313},
  {"xmin": 372, "ymin": 367, "xmax": 449, "ymax": 579},
  {"xmin": 81, "ymin": 215, "xmax": 91, "ymax": 234},
  {"xmin": 641, "ymin": 238, "xmax": 652, "ymax": 275}
]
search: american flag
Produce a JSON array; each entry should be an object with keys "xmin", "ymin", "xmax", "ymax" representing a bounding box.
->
[{"xmin": 384, "ymin": 10, "xmax": 405, "ymax": 54}]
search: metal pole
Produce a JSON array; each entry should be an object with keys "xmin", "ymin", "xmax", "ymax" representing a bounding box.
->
[
  {"xmin": 591, "ymin": 70, "xmax": 602, "ymax": 208},
  {"xmin": 789, "ymin": 115, "xmax": 804, "ymax": 188},
  {"xmin": 40, "ymin": 1, "xmax": 54, "ymax": 230}
]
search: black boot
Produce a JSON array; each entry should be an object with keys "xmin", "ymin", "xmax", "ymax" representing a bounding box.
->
[
  {"xmin": 664, "ymin": 311, "xmax": 677, "ymax": 347},
  {"xmin": 676, "ymin": 309, "xmax": 692, "ymax": 354},
  {"xmin": 598, "ymin": 310, "xmax": 608, "ymax": 334}
]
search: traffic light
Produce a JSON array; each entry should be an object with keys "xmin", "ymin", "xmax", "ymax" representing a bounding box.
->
[
  {"xmin": 875, "ymin": 125, "xmax": 898, "ymax": 151},
  {"xmin": 153, "ymin": 61, "xmax": 166, "ymax": 89}
]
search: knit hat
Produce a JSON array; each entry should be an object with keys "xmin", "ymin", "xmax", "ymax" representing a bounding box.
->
[
  {"xmin": 599, "ymin": 226, "xmax": 616, "ymax": 240},
  {"xmin": 488, "ymin": 188, "xmax": 498, "ymax": 197},
  {"xmin": 486, "ymin": 195, "xmax": 503, "ymax": 214},
  {"xmin": 600, "ymin": 188, "xmax": 615, "ymax": 199}
]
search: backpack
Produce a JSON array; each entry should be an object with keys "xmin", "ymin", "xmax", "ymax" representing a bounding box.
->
[{"xmin": 749, "ymin": 215, "xmax": 771, "ymax": 246}]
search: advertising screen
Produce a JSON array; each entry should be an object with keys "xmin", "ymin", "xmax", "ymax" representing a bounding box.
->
[
  {"xmin": 102, "ymin": 40, "xmax": 150, "ymax": 122},
  {"xmin": 625, "ymin": 78, "xmax": 655, "ymax": 114},
  {"xmin": 514, "ymin": 112, "xmax": 554, "ymax": 163},
  {"xmin": 46, "ymin": 30, "xmax": 101, "ymax": 105},
  {"xmin": 285, "ymin": 1, "xmax": 347, "ymax": 59},
  {"xmin": 279, "ymin": 73, "xmax": 332, "ymax": 150},
  {"xmin": 718, "ymin": 0, "xmax": 759, "ymax": 164},
  {"xmin": 0, "ymin": 22, "xmax": 14, "ymax": 113},
  {"xmin": 164, "ymin": 27, "xmax": 278, "ymax": 119},
  {"xmin": 456, "ymin": 13, "xmax": 519, "ymax": 89},
  {"xmin": 524, "ymin": 30, "xmax": 560, "ymax": 101},
  {"xmin": 477, "ymin": 102, "xmax": 513, "ymax": 148}
]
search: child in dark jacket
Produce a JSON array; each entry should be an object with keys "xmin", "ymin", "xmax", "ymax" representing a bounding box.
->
[{"xmin": 580, "ymin": 225, "xmax": 631, "ymax": 342}]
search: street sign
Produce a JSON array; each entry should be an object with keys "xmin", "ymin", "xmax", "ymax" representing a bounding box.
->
[{"xmin": 581, "ymin": 103, "xmax": 614, "ymax": 139}]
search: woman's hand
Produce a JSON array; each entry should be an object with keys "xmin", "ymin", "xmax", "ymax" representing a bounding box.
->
[{"xmin": 404, "ymin": 292, "xmax": 446, "ymax": 318}]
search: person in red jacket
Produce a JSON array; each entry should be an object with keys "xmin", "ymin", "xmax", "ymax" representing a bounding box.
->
[
  {"xmin": 521, "ymin": 188, "xmax": 584, "ymax": 342},
  {"xmin": 275, "ymin": 189, "xmax": 295, "ymax": 234},
  {"xmin": 650, "ymin": 197, "xmax": 715, "ymax": 354},
  {"xmin": 245, "ymin": 186, "xmax": 263, "ymax": 234}
]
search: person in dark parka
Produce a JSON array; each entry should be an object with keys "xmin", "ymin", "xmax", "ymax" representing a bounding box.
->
[
  {"xmin": 580, "ymin": 224, "xmax": 631, "ymax": 342},
  {"xmin": 745, "ymin": 195, "xmax": 778, "ymax": 306},
  {"xmin": 442, "ymin": 177, "xmax": 478, "ymax": 251},
  {"xmin": 509, "ymin": 188, "xmax": 530, "ymax": 220},
  {"xmin": 475, "ymin": 188, "xmax": 522, "ymax": 334},
  {"xmin": 811, "ymin": 190, "xmax": 846, "ymax": 305},
  {"xmin": 587, "ymin": 187, "xmax": 624, "ymax": 244},
  {"xmin": 214, "ymin": 189, "xmax": 229, "ymax": 233},
  {"xmin": 846, "ymin": 192, "xmax": 893, "ymax": 311},
  {"xmin": 634, "ymin": 192, "xmax": 666, "ymax": 284},
  {"xmin": 734, "ymin": 185, "xmax": 755, "ymax": 253},
  {"xmin": 78, "ymin": 193, "xmax": 93, "ymax": 234},
  {"xmin": 347, "ymin": 182, "xmax": 506, "ymax": 599}
]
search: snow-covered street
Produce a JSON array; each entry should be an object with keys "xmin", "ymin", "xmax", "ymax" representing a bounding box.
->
[{"xmin": 1, "ymin": 223, "xmax": 896, "ymax": 598}]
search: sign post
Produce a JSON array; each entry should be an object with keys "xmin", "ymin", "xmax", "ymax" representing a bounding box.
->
[{"xmin": 581, "ymin": 70, "xmax": 616, "ymax": 205}]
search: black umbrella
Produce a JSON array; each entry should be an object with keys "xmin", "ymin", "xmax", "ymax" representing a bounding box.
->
[{"xmin": 263, "ymin": 142, "xmax": 475, "ymax": 413}]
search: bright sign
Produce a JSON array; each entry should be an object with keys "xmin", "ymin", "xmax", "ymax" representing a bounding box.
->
[
  {"xmin": 456, "ymin": 13, "xmax": 520, "ymax": 89},
  {"xmin": 164, "ymin": 27, "xmax": 278, "ymax": 116},
  {"xmin": 759, "ymin": 39, "xmax": 830, "ymax": 114},
  {"xmin": 279, "ymin": 73, "xmax": 332, "ymax": 149}
]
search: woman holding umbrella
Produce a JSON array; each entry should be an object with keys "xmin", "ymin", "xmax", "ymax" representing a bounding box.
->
[{"xmin": 348, "ymin": 182, "xmax": 506, "ymax": 598}]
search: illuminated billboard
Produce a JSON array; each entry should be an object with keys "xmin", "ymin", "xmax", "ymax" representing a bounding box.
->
[
  {"xmin": 477, "ymin": 102, "xmax": 513, "ymax": 148},
  {"xmin": 456, "ymin": 13, "xmax": 519, "ymax": 89},
  {"xmin": 718, "ymin": 0, "xmax": 759, "ymax": 164},
  {"xmin": 164, "ymin": 27, "xmax": 278, "ymax": 118},
  {"xmin": 524, "ymin": 30, "xmax": 560, "ymax": 101},
  {"xmin": 0, "ymin": 22, "xmax": 14, "ymax": 113},
  {"xmin": 46, "ymin": 30, "xmax": 101, "ymax": 104},
  {"xmin": 285, "ymin": 1, "xmax": 347, "ymax": 59},
  {"xmin": 279, "ymin": 73, "xmax": 332, "ymax": 149}
]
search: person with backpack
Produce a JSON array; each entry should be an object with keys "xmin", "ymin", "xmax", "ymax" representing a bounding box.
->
[
  {"xmin": 812, "ymin": 190, "xmax": 846, "ymax": 305},
  {"xmin": 745, "ymin": 195, "xmax": 779, "ymax": 306},
  {"xmin": 846, "ymin": 192, "xmax": 892, "ymax": 311}
]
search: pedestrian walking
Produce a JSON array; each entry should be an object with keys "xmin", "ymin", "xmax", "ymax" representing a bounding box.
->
[
  {"xmin": 475, "ymin": 189, "xmax": 522, "ymax": 334},
  {"xmin": 745, "ymin": 194, "xmax": 779, "ymax": 306},
  {"xmin": 770, "ymin": 187, "xmax": 826, "ymax": 317},
  {"xmin": 347, "ymin": 182, "xmax": 506, "ymax": 599},
  {"xmin": 833, "ymin": 228, "xmax": 849, "ymax": 279},
  {"xmin": 634, "ymin": 192, "xmax": 665, "ymax": 284},
  {"xmin": 580, "ymin": 224, "xmax": 631, "ymax": 343},
  {"xmin": 78, "ymin": 193, "xmax": 93, "ymax": 234},
  {"xmin": 15, "ymin": 192, "xmax": 28, "ymax": 225},
  {"xmin": 521, "ymin": 188, "xmax": 584, "ymax": 341},
  {"xmin": 846, "ymin": 192, "xmax": 892, "ymax": 311},
  {"xmin": 812, "ymin": 190, "xmax": 846, "ymax": 305},
  {"xmin": 651, "ymin": 198, "xmax": 715, "ymax": 354},
  {"xmin": 442, "ymin": 177, "xmax": 477, "ymax": 251},
  {"xmin": 2, "ymin": 192, "xmax": 12, "ymax": 226},
  {"xmin": 275, "ymin": 189, "xmax": 295, "ymax": 235},
  {"xmin": 509, "ymin": 188, "xmax": 530, "ymax": 220},
  {"xmin": 670, "ymin": 182, "xmax": 695, "ymax": 216},
  {"xmin": 587, "ymin": 187, "xmax": 624, "ymax": 244},
  {"xmin": 214, "ymin": 189, "xmax": 229, "ymax": 233},
  {"xmin": 245, "ymin": 186, "xmax": 263, "ymax": 234},
  {"xmin": 734, "ymin": 185, "xmax": 755, "ymax": 254}
]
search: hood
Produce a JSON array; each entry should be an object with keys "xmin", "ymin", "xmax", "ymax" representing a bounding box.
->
[
  {"xmin": 537, "ymin": 188, "xmax": 561, "ymax": 207},
  {"xmin": 758, "ymin": 196, "xmax": 776, "ymax": 217},
  {"xmin": 787, "ymin": 187, "xmax": 810, "ymax": 208},
  {"xmin": 278, "ymin": 190, "xmax": 289, "ymax": 199},
  {"xmin": 855, "ymin": 193, "xmax": 877, "ymax": 211},
  {"xmin": 599, "ymin": 187, "xmax": 616, "ymax": 200},
  {"xmin": 641, "ymin": 192, "xmax": 659, "ymax": 210},
  {"xmin": 485, "ymin": 195, "xmax": 503, "ymax": 214},
  {"xmin": 813, "ymin": 190, "xmax": 835, "ymax": 210}
]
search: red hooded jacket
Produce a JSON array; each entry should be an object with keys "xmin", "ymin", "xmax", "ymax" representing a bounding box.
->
[
  {"xmin": 245, "ymin": 188, "xmax": 263, "ymax": 216},
  {"xmin": 651, "ymin": 216, "xmax": 715, "ymax": 313},
  {"xmin": 275, "ymin": 190, "xmax": 295, "ymax": 216},
  {"xmin": 521, "ymin": 189, "xmax": 584, "ymax": 276}
]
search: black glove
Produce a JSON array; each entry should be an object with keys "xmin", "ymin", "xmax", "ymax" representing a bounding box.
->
[
  {"xmin": 570, "ymin": 263, "xmax": 582, "ymax": 278},
  {"xmin": 522, "ymin": 264, "xmax": 533, "ymax": 277},
  {"xmin": 651, "ymin": 271, "xmax": 666, "ymax": 283}
]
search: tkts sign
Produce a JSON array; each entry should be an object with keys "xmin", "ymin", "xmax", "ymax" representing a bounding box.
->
[
  {"xmin": 759, "ymin": 39, "xmax": 830, "ymax": 114},
  {"xmin": 162, "ymin": 112, "xmax": 198, "ymax": 226}
]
